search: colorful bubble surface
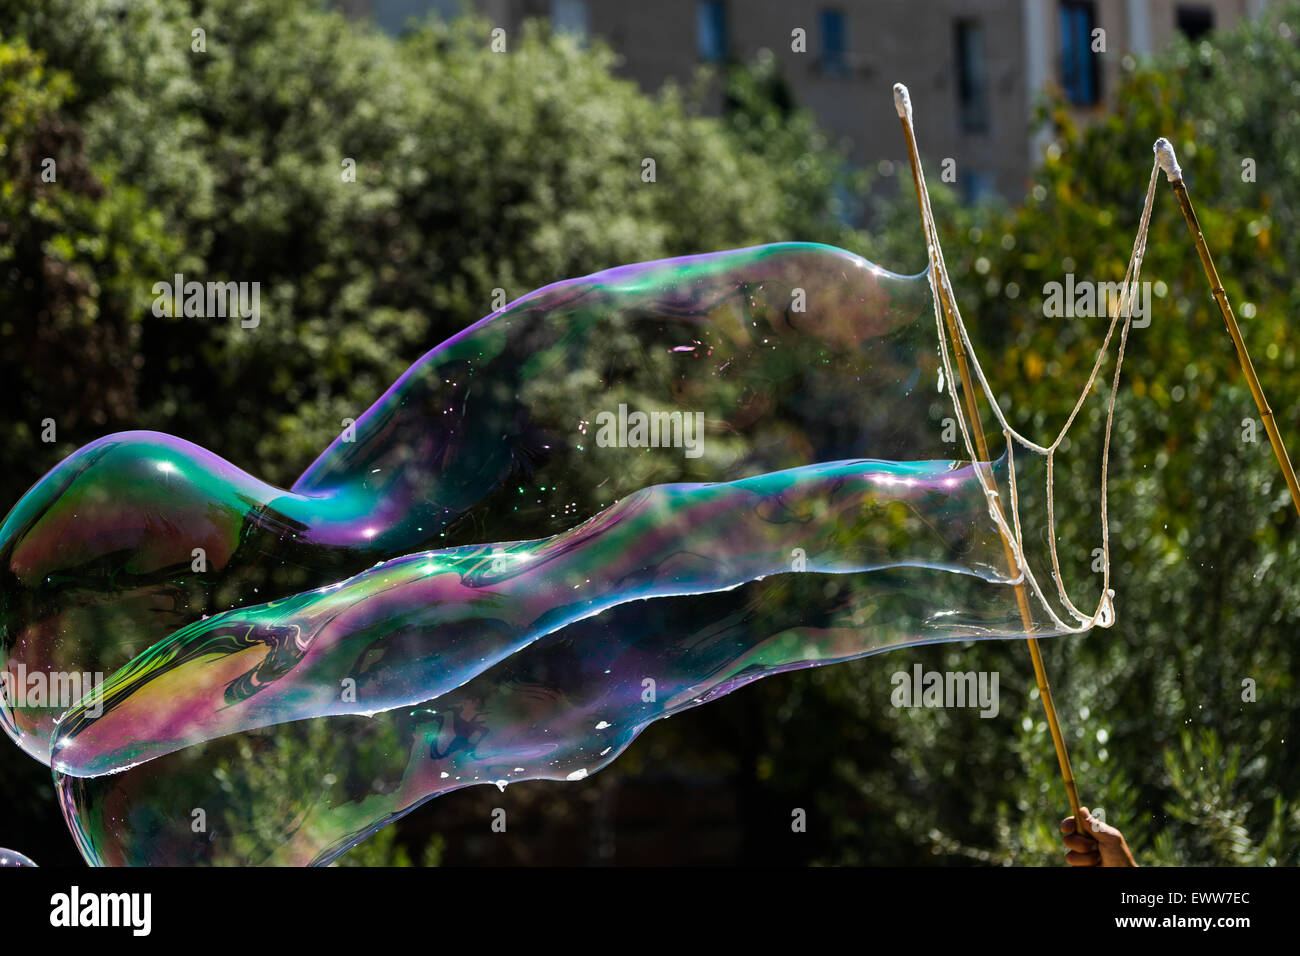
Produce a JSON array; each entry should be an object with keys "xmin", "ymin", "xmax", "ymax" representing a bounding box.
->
[{"xmin": 0, "ymin": 243, "xmax": 1107, "ymax": 865}]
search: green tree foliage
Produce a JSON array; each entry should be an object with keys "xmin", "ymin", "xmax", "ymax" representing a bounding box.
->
[
  {"xmin": 0, "ymin": 28, "xmax": 175, "ymax": 505},
  {"xmin": 0, "ymin": 0, "xmax": 862, "ymax": 503}
]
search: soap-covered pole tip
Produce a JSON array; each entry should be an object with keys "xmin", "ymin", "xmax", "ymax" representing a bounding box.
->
[
  {"xmin": 1154, "ymin": 137, "xmax": 1183, "ymax": 183},
  {"xmin": 893, "ymin": 83, "xmax": 912, "ymax": 122}
]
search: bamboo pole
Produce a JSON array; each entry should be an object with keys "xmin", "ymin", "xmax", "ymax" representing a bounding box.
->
[
  {"xmin": 893, "ymin": 84, "xmax": 1088, "ymax": 840},
  {"xmin": 1154, "ymin": 138, "xmax": 1300, "ymax": 519}
]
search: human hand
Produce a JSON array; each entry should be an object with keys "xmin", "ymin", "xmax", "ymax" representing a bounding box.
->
[{"xmin": 1059, "ymin": 806, "xmax": 1137, "ymax": 867}]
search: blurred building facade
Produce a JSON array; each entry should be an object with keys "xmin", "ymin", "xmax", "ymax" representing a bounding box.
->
[{"xmin": 339, "ymin": 0, "xmax": 1277, "ymax": 201}]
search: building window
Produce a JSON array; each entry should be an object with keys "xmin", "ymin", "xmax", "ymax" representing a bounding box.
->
[
  {"xmin": 1059, "ymin": 1, "xmax": 1100, "ymax": 106},
  {"xmin": 1176, "ymin": 5, "xmax": 1215, "ymax": 40},
  {"xmin": 551, "ymin": 0, "xmax": 589, "ymax": 39},
  {"xmin": 954, "ymin": 19, "xmax": 989, "ymax": 133},
  {"xmin": 962, "ymin": 169, "xmax": 996, "ymax": 204},
  {"xmin": 697, "ymin": 1, "xmax": 728, "ymax": 62},
  {"xmin": 374, "ymin": 0, "xmax": 454, "ymax": 33},
  {"xmin": 820, "ymin": 9, "xmax": 848, "ymax": 75}
]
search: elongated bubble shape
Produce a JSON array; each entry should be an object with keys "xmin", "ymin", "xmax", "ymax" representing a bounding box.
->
[
  {"xmin": 0, "ymin": 242, "xmax": 1112, "ymax": 864},
  {"xmin": 52, "ymin": 456, "xmax": 1019, "ymax": 776}
]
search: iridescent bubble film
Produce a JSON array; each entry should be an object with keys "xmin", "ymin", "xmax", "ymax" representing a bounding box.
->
[
  {"xmin": 0, "ymin": 848, "xmax": 37, "ymax": 866},
  {"xmin": 0, "ymin": 243, "xmax": 1107, "ymax": 864}
]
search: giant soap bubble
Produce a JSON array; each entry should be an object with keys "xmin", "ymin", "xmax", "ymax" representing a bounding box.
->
[{"xmin": 1, "ymin": 243, "xmax": 1119, "ymax": 864}]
